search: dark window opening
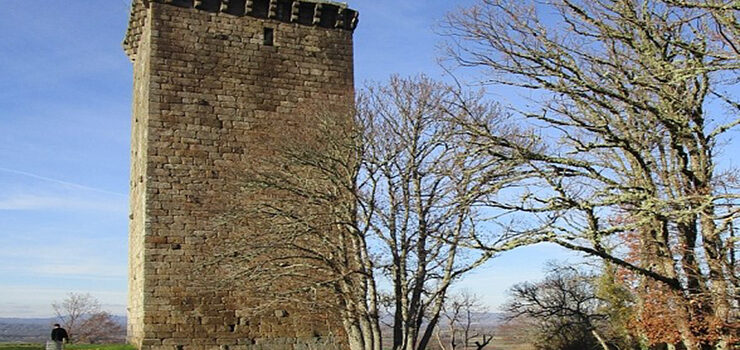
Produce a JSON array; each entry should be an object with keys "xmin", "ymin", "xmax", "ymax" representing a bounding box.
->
[
  {"xmin": 276, "ymin": 0, "xmax": 292, "ymax": 22},
  {"xmin": 297, "ymin": 2, "xmax": 315, "ymax": 25},
  {"xmin": 195, "ymin": 0, "xmax": 220, "ymax": 12},
  {"xmin": 264, "ymin": 27, "xmax": 274, "ymax": 46},
  {"xmin": 319, "ymin": 4, "xmax": 339, "ymax": 28},
  {"xmin": 224, "ymin": 0, "xmax": 246, "ymax": 16},
  {"xmin": 170, "ymin": 0, "xmax": 192, "ymax": 8},
  {"xmin": 251, "ymin": 0, "xmax": 269, "ymax": 18}
]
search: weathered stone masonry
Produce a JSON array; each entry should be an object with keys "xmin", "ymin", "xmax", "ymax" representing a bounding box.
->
[{"xmin": 123, "ymin": 1, "xmax": 357, "ymax": 349}]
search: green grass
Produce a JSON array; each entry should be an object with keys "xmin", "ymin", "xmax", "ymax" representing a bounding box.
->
[
  {"xmin": 0, "ymin": 344, "xmax": 135, "ymax": 350},
  {"xmin": 67, "ymin": 345, "xmax": 135, "ymax": 350},
  {"xmin": 0, "ymin": 344, "xmax": 42, "ymax": 350}
]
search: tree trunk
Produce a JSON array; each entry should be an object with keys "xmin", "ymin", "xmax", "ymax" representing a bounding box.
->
[
  {"xmin": 344, "ymin": 318, "xmax": 365, "ymax": 350},
  {"xmin": 416, "ymin": 313, "xmax": 440, "ymax": 350},
  {"xmin": 591, "ymin": 329, "xmax": 610, "ymax": 350}
]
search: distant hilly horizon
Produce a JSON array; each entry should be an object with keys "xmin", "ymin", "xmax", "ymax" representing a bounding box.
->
[
  {"xmin": 0, "ymin": 316, "xmax": 127, "ymax": 343},
  {"xmin": 0, "ymin": 316, "xmax": 127, "ymax": 324},
  {"xmin": 0, "ymin": 313, "xmax": 505, "ymax": 343}
]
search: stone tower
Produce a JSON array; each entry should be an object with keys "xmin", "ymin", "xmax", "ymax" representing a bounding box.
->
[{"xmin": 122, "ymin": 1, "xmax": 357, "ymax": 349}]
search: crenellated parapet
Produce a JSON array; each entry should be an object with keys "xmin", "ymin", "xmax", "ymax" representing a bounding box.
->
[{"xmin": 123, "ymin": 0, "xmax": 358, "ymax": 60}]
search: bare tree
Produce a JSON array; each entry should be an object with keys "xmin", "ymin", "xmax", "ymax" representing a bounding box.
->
[
  {"xmin": 52, "ymin": 293, "xmax": 124, "ymax": 344},
  {"xmin": 504, "ymin": 263, "xmax": 620, "ymax": 350},
  {"xmin": 435, "ymin": 299, "xmax": 463, "ymax": 350},
  {"xmin": 435, "ymin": 291, "xmax": 494, "ymax": 350},
  {"xmin": 444, "ymin": 1, "xmax": 739, "ymax": 349},
  {"xmin": 202, "ymin": 75, "xmax": 530, "ymax": 350},
  {"xmin": 361, "ymin": 76, "xmax": 524, "ymax": 350},
  {"xmin": 75, "ymin": 311, "xmax": 125, "ymax": 344}
]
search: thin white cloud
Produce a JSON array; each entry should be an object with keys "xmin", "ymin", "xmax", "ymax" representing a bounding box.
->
[
  {"xmin": 0, "ymin": 232, "xmax": 127, "ymax": 284},
  {"xmin": 0, "ymin": 167, "xmax": 126, "ymax": 198},
  {"xmin": 0, "ymin": 261, "xmax": 126, "ymax": 281},
  {"xmin": 30, "ymin": 263, "xmax": 126, "ymax": 280},
  {"xmin": 0, "ymin": 194, "xmax": 125, "ymax": 212},
  {"xmin": 0, "ymin": 245, "xmax": 126, "ymax": 279}
]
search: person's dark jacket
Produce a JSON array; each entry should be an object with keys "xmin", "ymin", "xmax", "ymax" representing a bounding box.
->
[{"xmin": 51, "ymin": 327, "xmax": 69, "ymax": 342}]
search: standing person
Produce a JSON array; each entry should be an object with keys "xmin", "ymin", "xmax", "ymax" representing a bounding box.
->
[{"xmin": 48, "ymin": 324, "xmax": 69, "ymax": 350}]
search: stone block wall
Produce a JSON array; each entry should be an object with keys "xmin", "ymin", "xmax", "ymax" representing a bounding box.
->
[{"xmin": 124, "ymin": 1, "xmax": 356, "ymax": 349}]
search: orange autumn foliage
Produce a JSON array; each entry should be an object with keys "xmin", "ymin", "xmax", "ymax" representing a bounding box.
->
[{"xmin": 612, "ymin": 226, "xmax": 736, "ymax": 347}]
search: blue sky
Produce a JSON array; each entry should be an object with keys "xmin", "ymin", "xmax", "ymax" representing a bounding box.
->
[{"xmin": 0, "ymin": 0, "xmax": 581, "ymax": 318}]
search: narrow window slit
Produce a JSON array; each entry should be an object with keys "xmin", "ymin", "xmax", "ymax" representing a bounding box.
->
[{"xmin": 264, "ymin": 27, "xmax": 274, "ymax": 46}]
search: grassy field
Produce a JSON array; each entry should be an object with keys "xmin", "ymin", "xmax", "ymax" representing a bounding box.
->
[{"xmin": 0, "ymin": 344, "xmax": 134, "ymax": 350}]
